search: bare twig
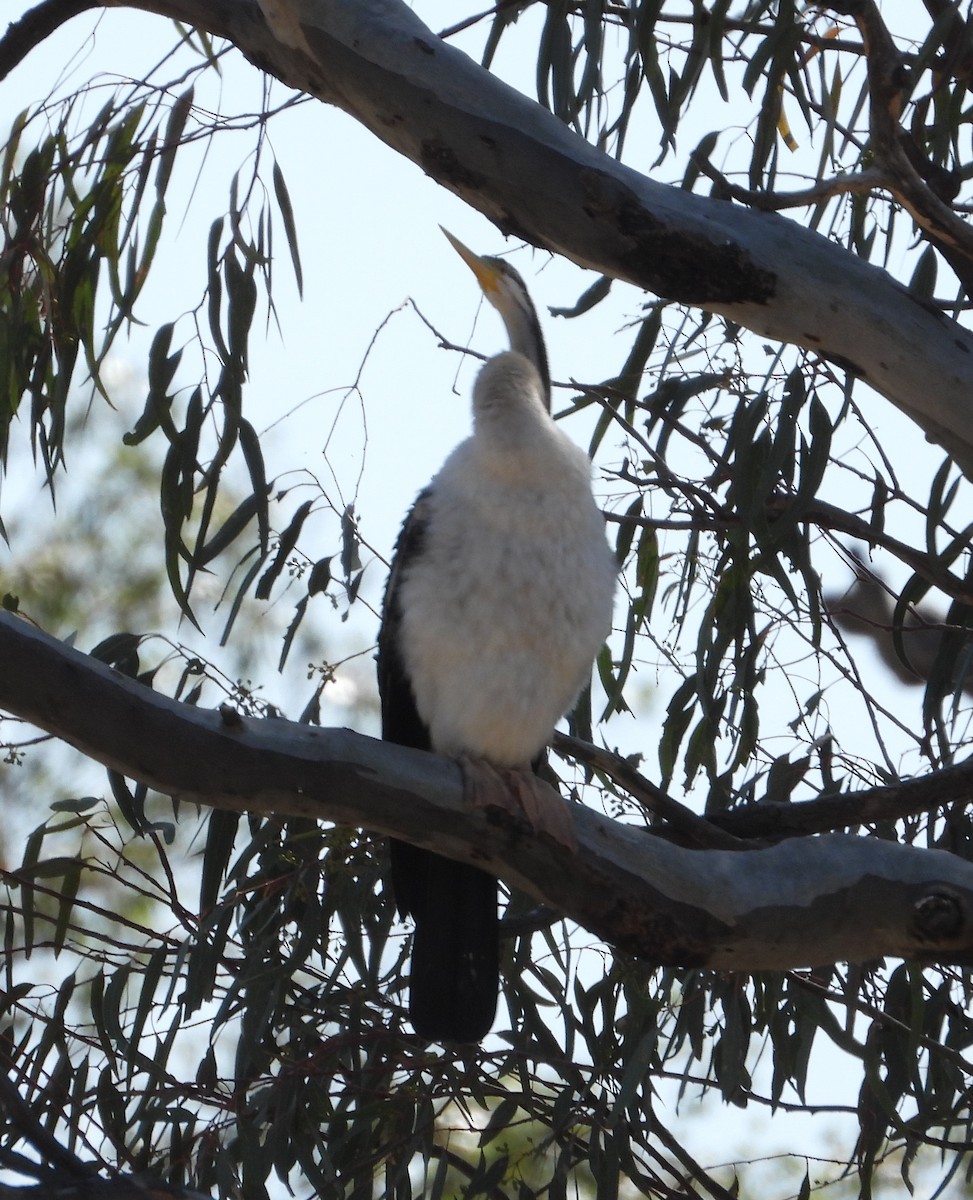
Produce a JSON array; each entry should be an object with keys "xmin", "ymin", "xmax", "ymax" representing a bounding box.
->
[
  {"xmin": 553, "ymin": 731, "xmax": 744, "ymax": 849},
  {"xmin": 691, "ymin": 153, "xmax": 886, "ymax": 212},
  {"xmin": 829, "ymin": 0, "xmax": 973, "ymax": 277},
  {"xmin": 709, "ymin": 756, "xmax": 973, "ymax": 839}
]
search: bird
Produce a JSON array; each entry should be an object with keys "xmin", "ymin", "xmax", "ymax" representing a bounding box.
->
[{"xmin": 377, "ymin": 229, "xmax": 617, "ymax": 1042}]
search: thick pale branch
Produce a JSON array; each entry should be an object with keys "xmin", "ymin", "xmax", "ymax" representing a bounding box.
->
[
  {"xmin": 3, "ymin": 610, "xmax": 973, "ymax": 970},
  {"xmin": 0, "ymin": 0, "xmax": 100, "ymax": 77},
  {"xmin": 4, "ymin": 0, "xmax": 973, "ymax": 470}
]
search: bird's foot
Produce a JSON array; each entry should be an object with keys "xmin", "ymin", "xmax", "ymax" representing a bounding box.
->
[{"xmin": 460, "ymin": 758, "xmax": 577, "ymax": 852}]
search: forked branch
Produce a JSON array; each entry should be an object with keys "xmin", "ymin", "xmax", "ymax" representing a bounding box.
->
[{"xmin": 3, "ymin": 610, "xmax": 973, "ymax": 971}]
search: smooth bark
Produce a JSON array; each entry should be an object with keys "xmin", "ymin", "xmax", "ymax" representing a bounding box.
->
[
  {"xmin": 2, "ymin": 0, "xmax": 973, "ymax": 467},
  {"xmin": 3, "ymin": 609, "xmax": 973, "ymax": 971}
]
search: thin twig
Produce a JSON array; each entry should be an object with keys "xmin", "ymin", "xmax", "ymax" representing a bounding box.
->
[
  {"xmin": 691, "ymin": 152, "xmax": 887, "ymax": 211},
  {"xmin": 553, "ymin": 732, "xmax": 745, "ymax": 849}
]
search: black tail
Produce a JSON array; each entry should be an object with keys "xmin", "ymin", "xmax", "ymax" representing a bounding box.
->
[{"xmin": 389, "ymin": 839, "xmax": 498, "ymax": 1042}]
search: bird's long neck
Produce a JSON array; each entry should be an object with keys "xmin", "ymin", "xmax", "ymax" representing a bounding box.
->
[
  {"xmin": 471, "ymin": 352, "xmax": 561, "ymax": 474},
  {"xmin": 503, "ymin": 303, "xmax": 551, "ymax": 410}
]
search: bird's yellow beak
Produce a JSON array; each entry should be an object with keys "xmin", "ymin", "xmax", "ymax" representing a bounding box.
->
[{"xmin": 441, "ymin": 227, "xmax": 503, "ymax": 298}]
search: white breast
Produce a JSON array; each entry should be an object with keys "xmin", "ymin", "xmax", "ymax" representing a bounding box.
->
[{"xmin": 397, "ymin": 371, "xmax": 616, "ymax": 766}]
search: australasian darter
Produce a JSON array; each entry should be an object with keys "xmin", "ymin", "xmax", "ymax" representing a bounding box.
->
[{"xmin": 377, "ymin": 231, "xmax": 617, "ymax": 1043}]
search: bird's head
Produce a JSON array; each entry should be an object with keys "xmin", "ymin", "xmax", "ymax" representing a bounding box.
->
[{"xmin": 441, "ymin": 227, "xmax": 551, "ymax": 409}]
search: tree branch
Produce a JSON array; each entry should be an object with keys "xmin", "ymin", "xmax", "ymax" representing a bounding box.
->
[
  {"xmin": 920, "ymin": 0, "xmax": 973, "ymax": 84},
  {"xmin": 4, "ymin": 0, "xmax": 973, "ymax": 472},
  {"xmin": 829, "ymin": 0, "xmax": 973, "ymax": 284},
  {"xmin": 690, "ymin": 153, "xmax": 887, "ymax": 213},
  {"xmin": 611, "ymin": 488, "xmax": 973, "ymax": 606},
  {"xmin": 4, "ymin": 610, "xmax": 973, "ymax": 971},
  {"xmin": 0, "ymin": 0, "xmax": 101, "ymax": 80},
  {"xmin": 552, "ymin": 730, "xmax": 745, "ymax": 849},
  {"xmin": 709, "ymin": 759, "xmax": 973, "ymax": 840},
  {"xmin": 556, "ymin": 727, "xmax": 973, "ymax": 840}
]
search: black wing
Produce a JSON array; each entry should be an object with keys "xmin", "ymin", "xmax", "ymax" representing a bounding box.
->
[
  {"xmin": 377, "ymin": 491, "xmax": 434, "ymax": 757},
  {"xmin": 378, "ymin": 490, "xmax": 499, "ymax": 1043}
]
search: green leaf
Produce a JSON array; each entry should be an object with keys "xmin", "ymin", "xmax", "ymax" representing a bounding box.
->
[
  {"xmin": 307, "ymin": 556, "xmax": 333, "ymax": 596},
  {"xmin": 52, "ymin": 864, "xmax": 82, "ymax": 955},
  {"xmin": 196, "ymin": 490, "xmax": 268, "ymax": 567},
  {"xmin": 909, "ymin": 246, "xmax": 939, "ymax": 300},
  {"xmin": 340, "ymin": 504, "xmax": 360, "ymax": 579},
  {"xmin": 272, "ymin": 160, "xmax": 303, "ymax": 296},
  {"xmin": 479, "ymin": 1096, "xmax": 521, "ymax": 1148},
  {"xmin": 125, "ymin": 322, "xmax": 180, "ymax": 445},
  {"xmin": 49, "ymin": 796, "xmax": 101, "ymax": 814},
  {"xmin": 156, "ymin": 87, "xmax": 194, "ymax": 199},
  {"xmin": 549, "ymin": 274, "xmax": 612, "ymax": 318},
  {"xmin": 278, "ymin": 594, "xmax": 309, "ymax": 671},
  {"xmin": 256, "ymin": 499, "xmax": 313, "ymax": 601},
  {"xmin": 238, "ymin": 418, "xmax": 270, "ymax": 555},
  {"xmin": 200, "ymin": 809, "xmax": 241, "ymax": 912},
  {"xmin": 90, "ymin": 631, "xmax": 143, "ymax": 675}
]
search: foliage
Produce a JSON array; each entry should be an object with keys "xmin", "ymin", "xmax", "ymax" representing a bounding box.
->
[{"xmin": 3, "ymin": 1, "xmax": 973, "ymax": 1198}]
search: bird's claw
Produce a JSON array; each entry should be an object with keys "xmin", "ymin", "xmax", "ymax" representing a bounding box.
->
[{"xmin": 460, "ymin": 757, "xmax": 577, "ymax": 852}]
